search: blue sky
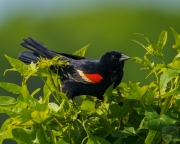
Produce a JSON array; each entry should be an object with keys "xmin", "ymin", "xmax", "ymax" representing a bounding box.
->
[{"xmin": 0, "ymin": 0, "xmax": 180, "ymax": 22}]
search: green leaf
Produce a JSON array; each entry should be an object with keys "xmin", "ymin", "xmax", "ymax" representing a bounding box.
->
[
  {"xmin": 0, "ymin": 82, "xmax": 22, "ymax": 94},
  {"xmin": 108, "ymin": 104, "xmax": 123, "ymax": 118},
  {"xmin": 31, "ymin": 109, "xmax": 49, "ymax": 123},
  {"xmin": 57, "ymin": 139, "xmax": 69, "ymax": 144},
  {"xmin": 144, "ymin": 55, "xmax": 154, "ymax": 69},
  {"xmin": 113, "ymin": 138, "xmax": 123, "ymax": 144},
  {"xmin": 141, "ymin": 87, "xmax": 155, "ymax": 105},
  {"xmin": 81, "ymin": 100, "xmax": 95, "ymax": 112},
  {"xmin": 141, "ymin": 106, "xmax": 177, "ymax": 144},
  {"xmin": 111, "ymin": 125, "xmax": 136, "ymax": 138},
  {"xmin": 161, "ymin": 86, "xmax": 180, "ymax": 98},
  {"xmin": 133, "ymin": 31, "xmax": 167, "ymax": 57},
  {"xmin": 95, "ymin": 110, "xmax": 111, "ymax": 131},
  {"xmin": 142, "ymin": 107, "xmax": 177, "ymax": 130},
  {"xmin": 86, "ymin": 135, "xmax": 99, "ymax": 144},
  {"xmin": 58, "ymin": 95, "xmax": 71, "ymax": 114},
  {"xmin": 146, "ymin": 64, "xmax": 165, "ymax": 79},
  {"xmin": 0, "ymin": 96, "xmax": 17, "ymax": 106},
  {"xmin": 18, "ymin": 89, "xmax": 49, "ymax": 123},
  {"xmin": 0, "ymin": 118, "xmax": 13, "ymax": 131},
  {"xmin": 36, "ymin": 124, "xmax": 48, "ymax": 144},
  {"xmin": 168, "ymin": 59, "xmax": 180, "ymax": 71},
  {"xmin": 12, "ymin": 128, "xmax": 32, "ymax": 144},
  {"xmin": 0, "ymin": 128, "xmax": 13, "ymax": 143},
  {"xmin": 20, "ymin": 85, "xmax": 48, "ymax": 111},
  {"xmin": 58, "ymin": 100, "xmax": 66, "ymax": 114},
  {"xmin": 132, "ymin": 38, "xmax": 150, "ymax": 52},
  {"xmin": 4, "ymin": 54, "xmax": 30, "ymax": 75},
  {"xmin": 138, "ymin": 106, "xmax": 177, "ymax": 130},
  {"xmin": 145, "ymin": 130, "xmax": 161, "ymax": 144},
  {"xmin": 173, "ymin": 54, "xmax": 180, "ymax": 62},
  {"xmin": 95, "ymin": 136, "xmax": 111, "ymax": 144},
  {"xmin": 170, "ymin": 27, "xmax": 180, "ymax": 52},
  {"xmin": 43, "ymin": 76, "xmax": 54, "ymax": 98},
  {"xmin": 21, "ymin": 82, "xmax": 30, "ymax": 99},
  {"xmin": 108, "ymin": 100, "xmax": 135, "ymax": 118},
  {"xmin": 157, "ymin": 30, "xmax": 167, "ymax": 51},
  {"xmin": 73, "ymin": 43, "xmax": 90, "ymax": 56},
  {"xmin": 131, "ymin": 57, "xmax": 147, "ymax": 67},
  {"xmin": 26, "ymin": 96, "xmax": 47, "ymax": 111},
  {"xmin": 160, "ymin": 69, "xmax": 180, "ymax": 93},
  {"xmin": 4, "ymin": 107, "xmax": 33, "ymax": 124},
  {"xmin": 16, "ymin": 95, "xmax": 28, "ymax": 108},
  {"xmin": 87, "ymin": 135, "xmax": 110, "ymax": 144},
  {"xmin": 48, "ymin": 102, "xmax": 60, "ymax": 112},
  {"xmin": 122, "ymin": 82, "xmax": 148, "ymax": 100}
]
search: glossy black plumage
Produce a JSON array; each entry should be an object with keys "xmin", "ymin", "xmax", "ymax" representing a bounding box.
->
[{"xmin": 18, "ymin": 38, "xmax": 130, "ymax": 100}]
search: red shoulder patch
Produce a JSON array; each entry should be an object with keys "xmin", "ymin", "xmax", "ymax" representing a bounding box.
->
[
  {"xmin": 84, "ymin": 73, "xmax": 103, "ymax": 84},
  {"xmin": 77, "ymin": 70, "xmax": 103, "ymax": 84}
]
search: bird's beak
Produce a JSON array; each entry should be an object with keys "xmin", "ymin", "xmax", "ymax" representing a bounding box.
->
[{"xmin": 119, "ymin": 54, "xmax": 130, "ymax": 61}]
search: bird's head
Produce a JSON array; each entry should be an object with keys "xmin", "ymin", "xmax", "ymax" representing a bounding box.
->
[{"xmin": 99, "ymin": 51, "xmax": 130, "ymax": 71}]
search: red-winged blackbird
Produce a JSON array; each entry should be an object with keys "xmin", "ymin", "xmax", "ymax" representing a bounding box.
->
[{"xmin": 18, "ymin": 38, "xmax": 130, "ymax": 100}]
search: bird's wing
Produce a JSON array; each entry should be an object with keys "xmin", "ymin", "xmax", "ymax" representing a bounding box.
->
[
  {"xmin": 53, "ymin": 52, "xmax": 86, "ymax": 60},
  {"xmin": 20, "ymin": 38, "xmax": 103, "ymax": 84},
  {"xmin": 59, "ymin": 65, "xmax": 103, "ymax": 84}
]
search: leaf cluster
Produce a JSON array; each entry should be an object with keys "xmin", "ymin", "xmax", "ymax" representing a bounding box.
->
[{"xmin": 0, "ymin": 28, "xmax": 180, "ymax": 144}]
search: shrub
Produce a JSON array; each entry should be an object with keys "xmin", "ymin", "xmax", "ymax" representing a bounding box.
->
[{"xmin": 0, "ymin": 28, "xmax": 180, "ymax": 144}]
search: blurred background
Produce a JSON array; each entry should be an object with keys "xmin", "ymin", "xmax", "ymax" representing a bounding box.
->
[{"xmin": 0, "ymin": 0, "xmax": 180, "ymax": 143}]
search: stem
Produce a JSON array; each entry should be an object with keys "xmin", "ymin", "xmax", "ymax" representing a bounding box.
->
[
  {"xmin": 48, "ymin": 69, "xmax": 61, "ymax": 103},
  {"xmin": 174, "ymin": 76, "xmax": 179, "ymax": 88},
  {"xmin": 160, "ymin": 76, "xmax": 179, "ymax": 115},
  {"xmin": 40, "ymin": 75, "xmax": 59, "ymax": 102},
  {"xmin": 54, "ymin": 118, "xmax": 66, "ymax": 138},
  {"xmin": 82, "ymin": 119, "xmax": 88, "ymax": 134},
  {"xmin": 81, "ymin": 136, "xmax": 88, "ymax": 144},
  {"xmin": 48, "ymin": 69, "xmax": 58, "ymax": 90},
  {"xmin": 154, "ymin": 71, "xmax": 162, "ymax": 107},
  {"xmin": 70, "ymin": 130, "xmax": 76, "ymax": 144},
  {"xmin": 47, "ymin": 125, "xmax": 56, "ymax": 144},
  {"xmin": 160, "ymin": 96, "xmax": 172, "ymax": 115},
  {"xmin": 55, "ymin": 66, "xmax": 61, "ymax": 92},
  {"xmin": 76, "ymin": 120, "xmax": 84, "ymax": 141},
  {"xmin": 118, "ymin": 117, "xmax": 122, "ymax": 130},
  {"xmin": 160, "ymin": 57, "xmax": 165, "ymax": 65},
  {"xmin": 136, "ymin": 133, "xmax": 145, "ymax": 140}
]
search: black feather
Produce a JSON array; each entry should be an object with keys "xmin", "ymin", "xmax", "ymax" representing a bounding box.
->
[
  {"xmin": 20, "ymin": 37, "xmax": 57, "ymax": 58},
  {"xmin": 18, "ymin": 37, "xmax": 130, "ymax": 100},
  {"xmin": 18, "ymin": 51, "xmax": 39, "ymax": 64},
  {"xmin": 54, "ymin": 52, "xmax": 86, "ymax": 60}
]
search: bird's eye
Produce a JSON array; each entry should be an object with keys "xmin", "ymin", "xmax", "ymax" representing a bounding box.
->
[{"xmin": 112, "ymin": 55, "xmax": 116, "ymax": 59}]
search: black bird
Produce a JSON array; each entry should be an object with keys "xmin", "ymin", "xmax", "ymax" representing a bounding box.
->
[{"xmin": 18, "ymin": 38, "xmax": 130, "ymax": 100}]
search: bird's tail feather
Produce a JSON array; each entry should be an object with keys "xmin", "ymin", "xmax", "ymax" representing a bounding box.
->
[
  {"xmin": 18, "ymin": 37, "xmax": 58, "ymax": 64},
  {"xmin": 18, "ymin": 51, "xmax": 39, "ymax": 64}
]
